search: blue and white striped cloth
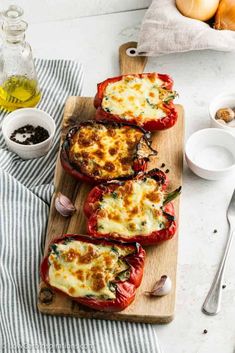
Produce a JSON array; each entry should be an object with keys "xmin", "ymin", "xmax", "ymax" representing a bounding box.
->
[{"xmin": 0, "ymin": 59, "xmax": 162, "ymax": 353}]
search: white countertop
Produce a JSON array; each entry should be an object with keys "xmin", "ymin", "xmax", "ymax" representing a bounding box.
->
[{"xmin": 9, "ymin": 4, "xmax": 235, "ymax": 353}]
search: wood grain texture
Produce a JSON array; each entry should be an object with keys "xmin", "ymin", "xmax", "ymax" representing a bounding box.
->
[
  {"xmin": 38, "ymin": 43, "xmax": 184, "ymax": 323},
  {"xmin": 119, "ymin": 42, "xmax": 147, "ymax": 75},
  {"xmin": 38, "ymin": 97, "xmax": 184, "ymax": 324}
]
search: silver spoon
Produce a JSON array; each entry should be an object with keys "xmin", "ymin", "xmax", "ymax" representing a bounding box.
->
[{"xmin": 202, "ymin": 188, "xmax": 235, "ymax": 315}]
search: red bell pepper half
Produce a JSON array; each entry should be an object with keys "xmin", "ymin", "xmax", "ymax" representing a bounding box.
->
[
  {"xmin": 40, "ymin": 234, "xmax": 145, "ymax": 312},
  {"xmin": 84, "ymin": 169, "xmax": 181, "ymax": 246},
  {"xmin": 94, "ymin": 73, "xmax": 178, "ymax": 131},
  {"xmin": 60, "ymin": 120, "xmax": 157, "ymax": 184}
]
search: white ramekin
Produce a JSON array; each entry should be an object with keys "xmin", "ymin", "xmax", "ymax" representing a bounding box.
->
[
  {"xmin": 2, "ymin": 108, "xmax": 56, "ymax": 160},
  {"xmin": 185, "ymin": 128, "xmax": 235, "ymax": 180},
  {"xmin": 209, "ymin": 91, "xmax": 235, "ymax": 136}
]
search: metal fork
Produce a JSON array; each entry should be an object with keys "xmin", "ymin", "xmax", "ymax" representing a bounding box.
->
[{"xmin": 202, "ymin": 188, "xmax": 235, "ymax": 315}]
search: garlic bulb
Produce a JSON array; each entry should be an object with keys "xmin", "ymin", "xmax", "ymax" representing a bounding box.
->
[
  {"xmin": 176, "ymin": 0, "xmax": 220, "ymax": 21},
  {"xmin": 55, "ymin": 192, "xmax": 76, "ymax": 217},
  {"xmin": 214, "ymin": 0, "xmax": 235, "ymax": 30},
  {"xmin": 146, "ymin": 275, "xmax": 172, "ymax": 297}
]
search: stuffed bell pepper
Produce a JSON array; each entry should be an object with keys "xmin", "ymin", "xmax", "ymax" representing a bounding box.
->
[
  {"xmin": 60, "ymin": 120, "xmax": 157, "ymax": 184},
  {"xmin": 94, "ymin": 73, "xmax": 178, "ymax": 131},
  {"xmin": 40, "ymin": 234, "xmax": 145, "ymax": 312},
  {"xmin": 84, "ymin": 169, "xmax": 181, "ymax": 246}
]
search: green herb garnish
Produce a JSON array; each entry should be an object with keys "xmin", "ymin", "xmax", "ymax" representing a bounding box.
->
[
  {"xmin": 146, "ymin": 98, "xmax": 156, "ymax": 108},
  {"xmin": 50, "ymin": 244, "xmax": 60, "ymax": 257},
  {"xmin": 163, "ymin": 186, "xmax": 181, "ymax": 206},
  {"xmin": 63, "ymin": 237, "xmax": 73, "ymax": 245},
  {"xmin": 116, "ymin": 269, "xmax": 130, "ymax": 281},
  {"xmin": 111, "ymin": 192, "xmax": 118, "ymax": 199},
  {"xmin": 100, "ymin": 294, "xmax": 111, "ymax": 300},
  {"xmin": 163, "ymin": 92, "xmax": 178, "ymax": 103},
  {"xmin": 111, "ymin": 246, "xmax": 119, "ymax": 255}
]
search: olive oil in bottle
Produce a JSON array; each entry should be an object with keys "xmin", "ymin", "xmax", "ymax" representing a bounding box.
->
[
  {"xmin": 0, "ymin": 5, "xmax": 41, "ymax": 111},
  {"xmin": 0, "ymin": 75, "xmax": 41, "ymax": 111}
]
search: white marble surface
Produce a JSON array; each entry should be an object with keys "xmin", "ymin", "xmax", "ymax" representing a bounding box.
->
[
  {"xmin": 7, "ymin": 5, "xmax": 235, "ymax": 353},
  {"xmin": 0, "ymin": 0, "xmax": 151, "ymax": 23}
]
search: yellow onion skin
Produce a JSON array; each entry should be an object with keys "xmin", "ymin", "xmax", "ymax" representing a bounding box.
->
[
  {"xmin": 176, "ymin": 0, "xmax": 220, "ymax": 21},
  {"xmin": 215, "ymin": 0, "xmax": 235, "ymax": 30}
]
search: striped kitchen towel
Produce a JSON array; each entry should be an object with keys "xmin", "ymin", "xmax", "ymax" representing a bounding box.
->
[{"xmin": 0, "ymin": 59, "xmax": 163, "ymax": 353}]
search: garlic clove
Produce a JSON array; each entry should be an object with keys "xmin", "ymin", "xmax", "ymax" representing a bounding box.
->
[
  {"xmin": 55, "ymin": 192, "xmax": 76, "ymax": 217},
  {"xmin": 146, "ymin": 275, "xmax": 172, "ymax": 297}
]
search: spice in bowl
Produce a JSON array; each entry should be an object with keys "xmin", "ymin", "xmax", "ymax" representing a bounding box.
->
[
  {"xmin": 215, "ymin": 107, "xmax": 235, "ymax": 127},
  {"xmin": 10, "ymin": 124, "xmax": 49, "ymax": 145}
]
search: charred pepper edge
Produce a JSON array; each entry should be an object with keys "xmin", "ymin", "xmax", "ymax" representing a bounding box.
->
[
  {"xmin": 60, "ymin": 120, "xmax": 157, "ymax": 184},
  {"xmin": 136, "ymin": 135, "xmax": 158, "ymax": 161},
  {"xmin": 96, "ymin": 168, "xmax": 168, "ymax": 185}
]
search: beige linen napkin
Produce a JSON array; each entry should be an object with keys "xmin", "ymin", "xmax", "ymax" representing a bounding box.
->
[{"xmin": 137, "ymin": 0, "xmax": 235, "ymax": 56}]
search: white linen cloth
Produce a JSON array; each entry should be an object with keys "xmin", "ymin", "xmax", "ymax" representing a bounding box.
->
[{"xmin": 137, "ymin": 0, "xmax": 235, "ymax": 56}]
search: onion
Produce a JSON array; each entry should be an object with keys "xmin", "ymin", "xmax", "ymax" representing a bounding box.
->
[
  {"xmin": 176, "ymin": 0, "xmax": 220, "ymax": 21},
  {"xmin": 214, "ymin": 0, "xmax": 235, "ymax": 30}
]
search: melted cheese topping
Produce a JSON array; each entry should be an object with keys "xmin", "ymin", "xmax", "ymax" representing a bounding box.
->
[
  {"xmin": 48, "ymin": 239, "xmax": 133, "ymax": 299},
  {"xmin": 102, "ymin": 75, "xmax": 175, "ymax": 124},
  {"xmin": 97, "ymin": 178, "xmax": 167, "ymax": 237},
  {"xmin": 69, "ymin": 123, "xmax": 143, "ymax": 180}
]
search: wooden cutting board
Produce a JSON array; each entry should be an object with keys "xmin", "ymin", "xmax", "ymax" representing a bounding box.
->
[{"xmin": 38, "ymin": 42, "xmax": 184, "ymax": 324}]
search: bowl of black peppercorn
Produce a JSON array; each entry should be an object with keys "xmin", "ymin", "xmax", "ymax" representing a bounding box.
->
[{"xmin": 2, "ymin": 108, "xmax": 56, "ymax": 159}]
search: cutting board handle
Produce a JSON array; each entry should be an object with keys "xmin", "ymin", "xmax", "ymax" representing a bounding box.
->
[{"xmin": 119, "ymin": 41, "xmax": 147, "ymax": 75}]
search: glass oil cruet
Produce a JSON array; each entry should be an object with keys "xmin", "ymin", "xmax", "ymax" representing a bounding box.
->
[{"xmin": 0, "ymin": 5, "xmax": 41, "ymax": 111}]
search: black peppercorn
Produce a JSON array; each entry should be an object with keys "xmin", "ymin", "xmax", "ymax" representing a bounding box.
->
[{"xmin": 10, "ymin": 124, "xmax": 49, "ymax": 145}]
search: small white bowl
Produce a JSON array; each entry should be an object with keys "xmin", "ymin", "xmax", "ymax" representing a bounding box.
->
[
  {"xmin": 185, "ymin": 128, "xmax": 235, "ymax": 180},
  {"xmin": 209, "ymin": 91, "xmax": 235, "ymax": 135},
  {"xmin": 2, "ymin": 108, "xmax": 56, "ymax": 160}
]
